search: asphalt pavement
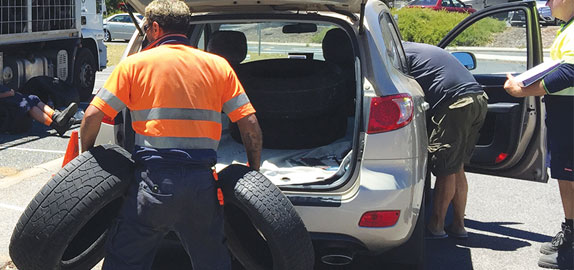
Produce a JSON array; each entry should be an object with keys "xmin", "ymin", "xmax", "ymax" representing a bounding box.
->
[{"xmin": 0, "ymin": 159, "xmax": 563, "ymax": 270}]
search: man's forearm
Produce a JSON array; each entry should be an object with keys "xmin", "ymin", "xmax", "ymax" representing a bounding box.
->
[
  {"xmin": 504, "ymin": 74, "xmax": 546, "ymax": 97},
  {"xmin": 241, "ymin": 129, "xmax": 262, "ymax": 171},
  {"xmin": 80, "ymin": 105, "xmax": 104, "ymax": 152},
  {"xmin": 237, "ymin": 114, "xmax": 263, "ymax": 171}
]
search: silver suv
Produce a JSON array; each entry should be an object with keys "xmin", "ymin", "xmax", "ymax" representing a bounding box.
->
[{"xmin": 96, "ymin": 0, "xmax": 547, "ymax": 268}]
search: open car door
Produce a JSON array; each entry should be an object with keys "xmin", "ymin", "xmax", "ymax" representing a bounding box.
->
[{"xmin": 438, "ymin": 1, "xmax": 548, "ymax": 182}]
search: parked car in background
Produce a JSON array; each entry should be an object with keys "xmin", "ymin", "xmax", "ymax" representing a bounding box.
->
[
  {"xmin": 534, "ymin": 0, "xmax": 555, "ymax": 25},
  {"xmin": 509, "ymin": 0, "xmax": 561, "ymax": 26},
  {"xmin": 103, "ymin": 13, "xmax": 143, "ymax": 42},
  {"xmin": 408, "ymin": 0, "xmax": 476, "ymax": 13}
]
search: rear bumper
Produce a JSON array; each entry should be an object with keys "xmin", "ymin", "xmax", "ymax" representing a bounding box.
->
[{"xmin": 292, "ymin": 158, "xmax": 426, "ymax": 253}]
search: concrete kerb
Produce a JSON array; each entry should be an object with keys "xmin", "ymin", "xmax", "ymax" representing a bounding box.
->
[{"xmin": 0, "ymin": 157, "xmax": 63, "ymax": 190}]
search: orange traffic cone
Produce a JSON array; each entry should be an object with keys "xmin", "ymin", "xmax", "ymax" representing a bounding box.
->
[{"xmin": 62, "ymin": 131, "xmax": 79, "ymax": 167}]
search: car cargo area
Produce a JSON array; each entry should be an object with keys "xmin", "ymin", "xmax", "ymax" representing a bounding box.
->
[
  {"xmin": 217, "ymin": 117, "xmax": 355, "ymax": 186},
  {"xmin": 204, "ymin": 21, "xmax": 358, "ymax": 186}
]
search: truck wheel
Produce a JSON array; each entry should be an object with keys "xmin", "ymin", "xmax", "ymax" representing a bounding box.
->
[
  {"xmin": 104, "ymin": 30, "xmax": 112, "ymax": 42},
  {"xmin": 9, "ymin": 144, "xmax": 134, "ymax": 270},
  {"xmin": 74, "ymin": 48, "xmax": 97, "ymax": 102},
  {"xmin": 218, "ymin": 164, "xmax": 315, "ymax": 270}
]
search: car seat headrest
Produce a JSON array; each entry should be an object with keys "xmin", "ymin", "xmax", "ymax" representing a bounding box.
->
[
  {"xmin": 322, "ymin": 28, "xmax": 354, "ymax": 65},
  {"xmin": 207, "ymin": 30, "xmax": 247, "ymax": 65}
]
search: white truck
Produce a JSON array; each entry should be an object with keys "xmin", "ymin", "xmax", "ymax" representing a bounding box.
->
[{"xmin": 0, "ymin": 0, "xmax": 107, "ymax": 102}]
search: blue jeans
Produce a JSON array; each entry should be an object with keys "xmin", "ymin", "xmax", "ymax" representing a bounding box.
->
[{"xmin": 102, "ymin": 164, "xmax": 231, "ymax": 270}]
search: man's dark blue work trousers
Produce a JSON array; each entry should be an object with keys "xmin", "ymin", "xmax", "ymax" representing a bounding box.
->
[{"xmin": 102, "ymin": 164, "xmax": 231, "ymax": 270}]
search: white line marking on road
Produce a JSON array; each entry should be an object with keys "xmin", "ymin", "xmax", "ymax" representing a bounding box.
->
[
  {"xmin": 0, "ymin": 203, "xmax": 24, "ymax": 212},
  {"xmin": 0, "ymin": 147, "xmax": 65, "ymax": 154}
]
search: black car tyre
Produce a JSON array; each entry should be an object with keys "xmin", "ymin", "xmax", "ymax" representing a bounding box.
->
[
  {"xmin": 229, "ymin": 110, "xmax": 348, "ymax": 149},
  {"xmin": 73, "ymin": 48, "xmax": 97, "ymax": 102},
  {"xmin": 104, "ymin": 30, "xmax": 112, "ymax": 42},
  {"xmin": 9, "ymin": 144, "xmax": 134, "ymax": 270},
  {"xmin": 218, "ymin": 164, "xmax": 315, "ymax": 270}
]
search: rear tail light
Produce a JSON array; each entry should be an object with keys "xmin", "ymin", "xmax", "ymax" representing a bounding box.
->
[
  {"xmin": 367, "ymin": 94, "xmax": 414, "ymax": 134},
  {"xmin": 359, "ymin": 210, "xmax": 400, "ymax": 227},
  {"xmin": 102, "ymin": 114, "xmax": 115, "ymax": 125}
]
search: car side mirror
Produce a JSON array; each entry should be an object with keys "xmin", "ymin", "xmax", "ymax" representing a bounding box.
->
[{"xmin": 452, "ymin": 52, "xmax": 476, "ymax": 70}]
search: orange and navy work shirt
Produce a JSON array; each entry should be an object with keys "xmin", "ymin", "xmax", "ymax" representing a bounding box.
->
[{"xmin": 91, "ymin": 34, "xmax": 255, "ymax": 151}]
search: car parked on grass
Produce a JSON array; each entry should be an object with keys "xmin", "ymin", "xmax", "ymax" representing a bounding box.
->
[
  {"xmin": 8, "ymin": 0, "xmax": 548, "ymax": 269},
  {"xmin": 103, "ymin": 13, "xmax": 143, "ymax": 42},
  {"xmin": 407, "ymin": 0, "xmax": 477, "ymax": 13}
]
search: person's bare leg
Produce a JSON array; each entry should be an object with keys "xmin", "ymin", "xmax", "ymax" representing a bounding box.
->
[
  {"xmin": 450, "ymin": 167, "xmax": 468, "ymax": 235},
  {"xmin": 37, "ymin": 102, "xmax": 55, "ymax": 118},
  {"xmin": 28, "ymin": 106, "xmax": 53, "ymax": 126},
  {"xmin": 558, "ymin": 180, "xmax": 574, "ymax": 220},
  {"xmin": 428, "ymin": 172, "xmax": 456, "ymax": 234}
]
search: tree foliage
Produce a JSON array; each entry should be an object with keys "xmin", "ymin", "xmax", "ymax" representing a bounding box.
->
[
  {"xmin": 392, "ymin": 8, "xmax": 507, "ymax": 46},
  {"xmin": 105, "ymin": 0, "xmax": 125, "ymax": 15}
]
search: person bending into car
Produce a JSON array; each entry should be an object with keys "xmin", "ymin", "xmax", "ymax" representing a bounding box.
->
[
  {"xmin": 0, "ymin": 84, "xmax": 77, "ymax": 136},
  {"xmin": 504, "ymin": 0, "xmax": 573, "ymax": 268},
  {"xmin": 79, "ymin": 0, "xmax": 262, "ymax": 269},
  {"xmin": 402, "ymin": 41, "xmax": 488, "ymax": 240}
]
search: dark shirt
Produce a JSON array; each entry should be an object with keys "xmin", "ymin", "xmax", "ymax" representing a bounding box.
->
[
  {"xmin": 402, "ymin": 42, "xmax": 483, "ymax": 110},
  {"xmin": 544, "ymin": 63, "xmax": 574, "ymax": 95}
]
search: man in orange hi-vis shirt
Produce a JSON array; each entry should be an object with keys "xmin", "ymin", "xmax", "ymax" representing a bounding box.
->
[{"xmin": 79, "ymin": 0, "xmax": 262, "ymax": 269}]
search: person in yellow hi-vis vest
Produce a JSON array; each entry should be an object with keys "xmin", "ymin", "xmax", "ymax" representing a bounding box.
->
[
  {"xmin": 79, "ymin": 0, "xmax": 262, "ymax": 269},
  {"xmin": 504, "ymin": 0, "xmax": 573, "ymax": 268}
]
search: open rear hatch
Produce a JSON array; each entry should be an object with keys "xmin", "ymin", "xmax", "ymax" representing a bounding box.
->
[
  {"xmin": 126, "ymin": 0, "xmax": 364, "ymax": 14},
  {"xmin": 122, "ymin": 1, "xmax": 365, "ymax": 188}
]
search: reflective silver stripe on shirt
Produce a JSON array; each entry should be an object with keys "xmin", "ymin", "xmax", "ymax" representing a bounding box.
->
[
  {"xmin": 222, "ymin": 93, "xmax": 250, "ymax": 115},
  {"xmin": 96, "ymin": 88, "xmax": 126, "ymax": 112},
  {"xmin": 131, "ymin": 108, "xmax": 221, "ymax": 123},
  {"xmin": 135, "ymin": 134, "xmax": 219, "ymax": 150}
]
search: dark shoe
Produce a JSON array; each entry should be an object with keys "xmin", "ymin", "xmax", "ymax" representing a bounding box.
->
[
  {"xmin": 446, "ymin": 226, "xmax": 469, "ymax": 240},
  {"xmin": 50, "ymin": 103, "xmax": 78, "ymax": 136},
  {"xmin": 538, "ymin": 242, "xmax": 573, "ymax": 269},
  {"xmin": 425, "ymin": 228, "xmax": 448, "ymax": 240},
  {"xmin": 541, "ymin": 223, "xmax": 573, "ymax": 255}
]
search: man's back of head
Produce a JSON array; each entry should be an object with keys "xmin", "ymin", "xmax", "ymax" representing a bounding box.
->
[{"xmin": 145, "ymin": 0, "xmax": 191, "ymax": 34}]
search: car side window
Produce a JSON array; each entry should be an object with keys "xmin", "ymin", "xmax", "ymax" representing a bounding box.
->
[
  {"xmin": 109, "ymin": 16, "xmax": 120, "ymax": 22},
  {"xmin": 209, "ymin": 23, "xmax": 336, "ymax": 62},
  {"xmin": 379, "ymin": 13, "xmax": 408, "ymax": 73},
  {"xmin": 444, "ymin": 10, "xmax": 528, "ymax": 74},
  {"xmin": 441, "ymin": 0, "xmax": 452, "ymax": 7},
  {"xmin": 453, "ymin": 0, "xmax": 466, "ymax": 8}
]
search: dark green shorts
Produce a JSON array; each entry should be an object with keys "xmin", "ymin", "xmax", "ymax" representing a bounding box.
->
[{"xmin": 427, "ymin": 92, "xmax": 488, "ymax": 176}]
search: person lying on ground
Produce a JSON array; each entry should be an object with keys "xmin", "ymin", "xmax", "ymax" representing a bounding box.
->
[{"xmin": 0, "ymin": 85, "xmax": 78, "ymax": 136}]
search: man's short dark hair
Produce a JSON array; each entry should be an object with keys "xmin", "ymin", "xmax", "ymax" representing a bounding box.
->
[{"xmin": 145, "ymin": 0, "xmax": 191, "ymax": 34}]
